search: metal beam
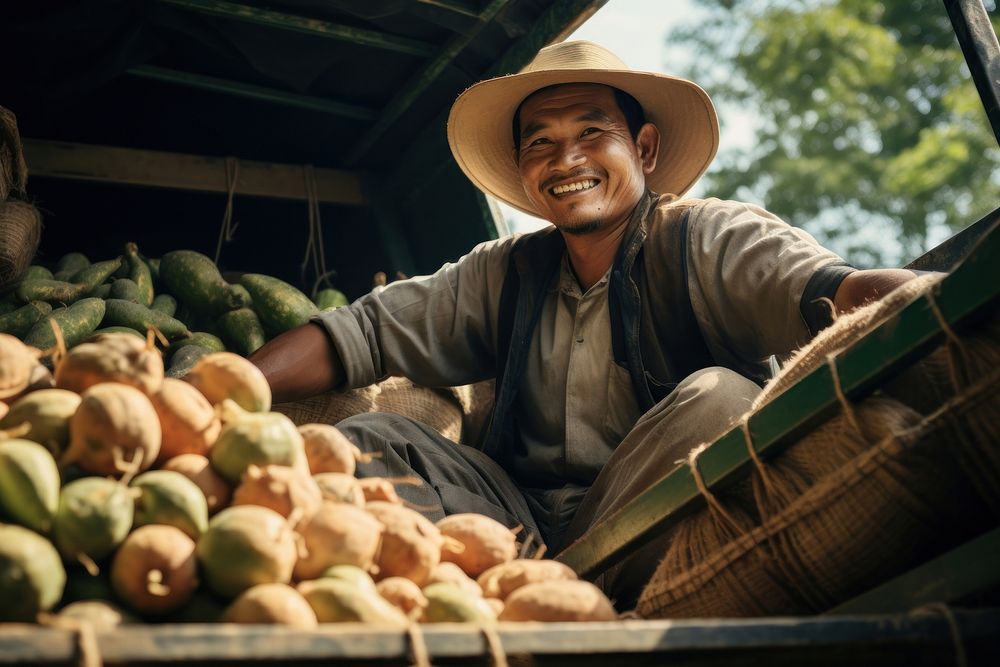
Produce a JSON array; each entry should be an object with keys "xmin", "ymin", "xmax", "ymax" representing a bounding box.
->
[
  {"xmin": 557, "ymin": 214, "xmax": 1000, "ymax": 578},
  {"xmin": 127, "ymin": 65, "xmax": 375, "ymax": 121},
  {"xmin": 22, "ymin": 139, "xmax": 365, "ymax": 205},
  {"xmin": 415, "ymin": 0, "xmax": 481, "ymax": 20},
  {"xmin": 346, "ymin": 0, "xmax": 513, "ymax": 164},
  {"xmin": 944, "ymin": 0, "xmax": 1000, "ymax": 146},
  {"xmin": 159, "ymin": 0, "xmax": 435, "ymax": 58}
]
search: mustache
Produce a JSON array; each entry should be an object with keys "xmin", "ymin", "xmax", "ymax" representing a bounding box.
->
[{"xmin": 539, "ymin": 169, "xmax": 603, "ymax": 193}]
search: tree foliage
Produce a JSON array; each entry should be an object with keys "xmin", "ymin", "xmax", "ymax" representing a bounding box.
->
[{"xmin": 671, "ymin": 0, "xmax": 999, "ymax": 266}]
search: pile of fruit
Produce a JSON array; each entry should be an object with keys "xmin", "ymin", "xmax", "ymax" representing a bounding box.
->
[
  {"xmin": 0, "ymin": 245, "xmax": 350, "ymax": 376},
  {"xmin": 0, "ymin": 332, "xmax": 617, "ymax": 628}
]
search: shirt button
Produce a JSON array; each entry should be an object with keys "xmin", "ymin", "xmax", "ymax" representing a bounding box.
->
[{"xmin": 576, "ymin": 338, "xmax": 584, "ymax": 343}]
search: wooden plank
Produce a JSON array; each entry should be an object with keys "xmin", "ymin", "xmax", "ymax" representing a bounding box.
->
[
  {"xmin": 829, "ymin": 527, "xmax": 1000, "ymax": 615},
  {"xmin": 557, "ymin": 214, "xmax": 1000, "ymax": 578},
  {"xmin": 160, "ymin": 0, "xmax": 436, "ymax": 57},
  {"xmin": 22, "ymin": 139, "xmax": 365, "ymax": 206},
  {"xmin": 1, "ymin": 611, "xmax": 997, "ymax": 664},
  {"xmin": 128, "ymin": 65, "xmax": 375, "ymax": 121}
]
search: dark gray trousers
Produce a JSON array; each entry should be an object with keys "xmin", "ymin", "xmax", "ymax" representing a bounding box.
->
[{"xmin": 337, "ymin": 366, "xmax": 760, "ymax": 609}]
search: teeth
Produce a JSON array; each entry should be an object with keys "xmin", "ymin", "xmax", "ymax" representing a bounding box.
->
[{"xmin": 551, "ymin": 179, "xmax": 597, "ymax": 195}]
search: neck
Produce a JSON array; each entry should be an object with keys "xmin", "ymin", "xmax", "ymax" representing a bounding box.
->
[{"xmin": 560, "ymin": 196, "xmax": 644, "ymax": 291}]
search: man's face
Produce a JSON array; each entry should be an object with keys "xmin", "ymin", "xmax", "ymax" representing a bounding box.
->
[{"xmin": 515, "ymin": 83, "xmax": 658, "ymax": 235}]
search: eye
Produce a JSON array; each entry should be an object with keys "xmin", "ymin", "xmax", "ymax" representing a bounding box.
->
[
  {"xmin": 527, "ymin": 137, "xmax": 550, "ymax": 147},
  {"xmin": 581, "ymin": 127, "xmax": 601, "ymax": 136}
]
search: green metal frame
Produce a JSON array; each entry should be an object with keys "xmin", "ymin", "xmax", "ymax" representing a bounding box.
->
[
  {"xmin": 829, "ymin": 527, "xmax": 1000, "ymax": 615},
  {"xmin": 127, "ymin": 65, "xmax": 375, "ymax": 121},
  {"xmin": 557, "ymin": 215, "xmax": 1000, "ymax": 579},
  {"xmin": 159, "ymin": 0, "xmax": 435, "ymax": 57}
]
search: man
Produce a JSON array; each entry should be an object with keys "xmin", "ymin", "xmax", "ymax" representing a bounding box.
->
[{"xmin": 251, "ymin": 41, "xmax": 916, "ymax": 608}]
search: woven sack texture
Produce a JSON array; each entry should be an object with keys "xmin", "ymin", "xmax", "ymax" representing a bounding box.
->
[
  {"xmin": 637, "ymin": 274, "xmax": 999, "ymax": 618},
  {"xmin": 274, "ymin": 376, "xmax": 464, "ymax": 443},
  {"xmin": 0, "ymin": 106, "xmax": 28, "ymax": 201},
  {"xmin": 0, "ymin": 200, "xmax": 42, "ymax": 292},
  {"xmin": 637, "ymin": 372, "xmax": 998, "ymax": 619}
]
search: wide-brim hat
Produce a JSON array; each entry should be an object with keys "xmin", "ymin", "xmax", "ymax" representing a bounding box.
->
[{"xmin": 447, "ymin": 40, "xmax": 719, "ymax": 218}]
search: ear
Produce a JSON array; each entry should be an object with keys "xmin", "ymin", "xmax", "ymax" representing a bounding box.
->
[{"xmin": 635, "ymin": 122, "xmax": 660, "ymax": 174}]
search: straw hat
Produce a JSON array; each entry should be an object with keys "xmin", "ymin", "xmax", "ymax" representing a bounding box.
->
[{"xmin": 447, "ymin": 41, "xmax": 720, "ymax": 218}]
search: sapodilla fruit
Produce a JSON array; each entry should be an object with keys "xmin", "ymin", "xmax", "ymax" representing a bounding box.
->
[
  {"xmin": 499, "ymin": 580, "xmax": 617, "ymax": 622},
  {"xmin": 232, "ymin": 464, "xmax": 322, "ymax": 521},
  {"xmin": 52, "ymin": 476, "xmax": 135, "ymax": 564},
  {"xmin": 312, "ymin": 472, "xmax": 365, "ymax": 507},
  {"xmin": 0, "ymin": 388, "xmax": 80, "ymax": 458},
  {"xmin": 151, "ymin": 378, "xmax": 221, "ymax": 461},
  {"xmin": 298, "ymin": 423, "xmax": 367, "ymax": 475},
  {"xmin": 428, "ymin": 562, "xmax": 483, "ymax": 598},
  {"xmin": 65, "ymin": 382, "xmax": 161, "ymax": 476},
  {"xmin": 319, "ymin": 564, "xmax": 378, "ymax": 593},
  {"xmin": 0, "ymin": 523, "xmax": 66, "ymax": 621},
  {"xmin": 55, "ymin": 332, "xmax": 163, "ymax": 395},
  {"xmin": 222, "ymin": 583, "xmax": 318, "ymax": 627},
  {"xmin": 375, "ymin": 577, "xmax": 427, "ymax": 618},
  {"xmin": 0, "ymin": 439, "xmax": 60, "ymax": 534},
  {"xmin": 476, "ymin": 559, "xmax": 578, "ymax": 600},
  {"xmin": 366, "ymin": 501, "xmax": 460, "ymax": 586},
  {"xmin": 293, "ymin": 501, "xmax": 382, "ymax": 581},
  {"xmin": 132, "ymin": 469, "xmax": 209, "ymax": 539},
  {"xmin": 209, "ymin": 401, "xmax": 305, "ymax": 484},
  {"xmin": 185, "ymin": 352, "xmax": 271, "ymax": 413},
  {"xmin": 161, "ymin": 453, "xmax": 231, "ymax": 515},
  {"xmin": 0, "ymin": 334, "xmax": 39, "ymax": 401},
  {"xmin": 111, "ymin": 524, "xmax": 199, "ymax": 616},
  {"xmin": 197, "ymin": 505, "xmax": 297, "ymax": 599},
  {"xmin": 436, "ymin": 513, "xmax": 518, "ymax": 578}
]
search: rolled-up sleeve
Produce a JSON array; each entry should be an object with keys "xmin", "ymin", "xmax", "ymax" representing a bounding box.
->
[
  {"xmin": 312, "ymin": 236, "xmax": 517, "ymax": 390},
  {"xmin": 686, "ymin": 199, "xmax": 852, "ymax": 372}
]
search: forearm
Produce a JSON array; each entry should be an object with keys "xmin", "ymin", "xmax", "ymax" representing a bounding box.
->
[
  {"xmin": 832, "ymin": 268, "xmax": 922, "ymax": 313},
  {"xmin": 249, "ymin": 322, "xmax": 344, "ymax": 404}
]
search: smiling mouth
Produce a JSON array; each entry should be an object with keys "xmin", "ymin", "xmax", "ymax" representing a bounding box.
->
[{"xmin": 550, "ymin": 179, "xmax": 599, "ymax": 196}]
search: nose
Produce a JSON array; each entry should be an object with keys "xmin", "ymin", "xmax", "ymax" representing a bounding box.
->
[{"xmin": 550, "ymin": 139, "xmax": 586, "ymax": 170}]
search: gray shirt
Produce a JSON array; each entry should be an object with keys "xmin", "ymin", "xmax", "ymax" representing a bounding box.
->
[{"xmin": 314, "ymin": 197, "xmax": 847, "ymax": 487}]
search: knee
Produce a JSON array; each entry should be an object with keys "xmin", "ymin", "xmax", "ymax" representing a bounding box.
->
[
  {"xmin": 333, "ymin": 412, "xmax": 400, "ymax": 448},
  {"xmin": 638, "ymin": 367, "xmax": 760, "ymax": 427}
]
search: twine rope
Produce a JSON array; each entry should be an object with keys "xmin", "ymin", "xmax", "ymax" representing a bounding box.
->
[
  {"xmin": 916, "ymin": 603, "xmax": 967, "ymax": 667},
  {"xmin": 481, "ymin": 624, "xmax": 510, "ymax": 667},
  {"xmin": 925, "ymin": 287, "xmax": 968, "ymax": 394},
  {"xmin": 688, "ymin": 445, "xmax": 745, "ymax": 535},
  {"xmin": 213, "ymin": 157, "xmax": 240, "ymax": 265},
  {"xmin": 826, "ymin": 354, "xmax": 864, "ymax": 439},
  {"xmin": 741, "ymin": 415, "xmax": 777, "ymax": 496},
  {"xmin": 300, "ymin": 164, "xmax": 335, "ymax": 297},
  {"xmin": 406, "ymin": 622, "xmax": 431, "ymax": 667},
  {"xmin": 37, "ymin": 614, "xmax": 102, "ymax": 667}
]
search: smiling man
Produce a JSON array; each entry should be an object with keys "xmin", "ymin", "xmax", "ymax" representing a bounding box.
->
[{"xmin": 251, "ymin": 41, "xmax": 917, "ymax": 609}]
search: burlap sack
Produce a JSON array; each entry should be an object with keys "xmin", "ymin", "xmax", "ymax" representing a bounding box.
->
[
  {"xmin": 0, "ymin": 200, "xmax": 42, "ymax": 292},
  {"xmin": 0, "ymin": 106, "xmax": 28, "ymax": 201},
  {"xmin": 637, "ymin": 370, "xmax": 998, "ymax": 619},
  {"xmin": 273, "ymin": 376, "xmax": 465, "ymax": 443},
  {"xmin": 447, "ymin": 379, "xmax": 495, "ymax": 447}
]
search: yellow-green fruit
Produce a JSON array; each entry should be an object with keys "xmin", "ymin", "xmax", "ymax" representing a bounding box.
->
[
  {"xmin": 222, "ymin": 583, "xmax": 318, "ymax": 627},
  {"xmin": 52, "ymin": 476, "xmax": 134, "ymax": 562},
  {"xmin": 111, "ymin": 524, "xmax": 199, "ymax": 616},
  {"xmin": 0, "ymin": 389, "xmax": 80, "ymax": 458},
  {"xmin": 297, "ymin": 577, "xmax": 407, "ymax": 625},
  {"xmin": 0, "ymin": 523, "xmax": 66, "ymax": 621},
  {"xmin": 210, "ymin": 407, "xmax": 305, "ymax": 484},
  {"xmin": 197, "ymin": 505, "xmax": 297, "ymax": 599},
  {"xmin": 132, "ymin": 470, "xmax": 209, "ymax": 539},
  {"xmin": 0, "ymin": 439, "xmax": 60, "ymax": 533},
  {"xmin": 186, "ymin": 352, "xmax": 271, "ymax": 412},
  {"xmin": 421, "ymin": 582, "xmax": 496, "ymax": 624},
  {"xmin": 319, "ymin": 564, "xmax": 378, "ymax": 594},
  {"xmin": 58, "ymin": 600, "xmax": 138, "ymax": 631}
]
